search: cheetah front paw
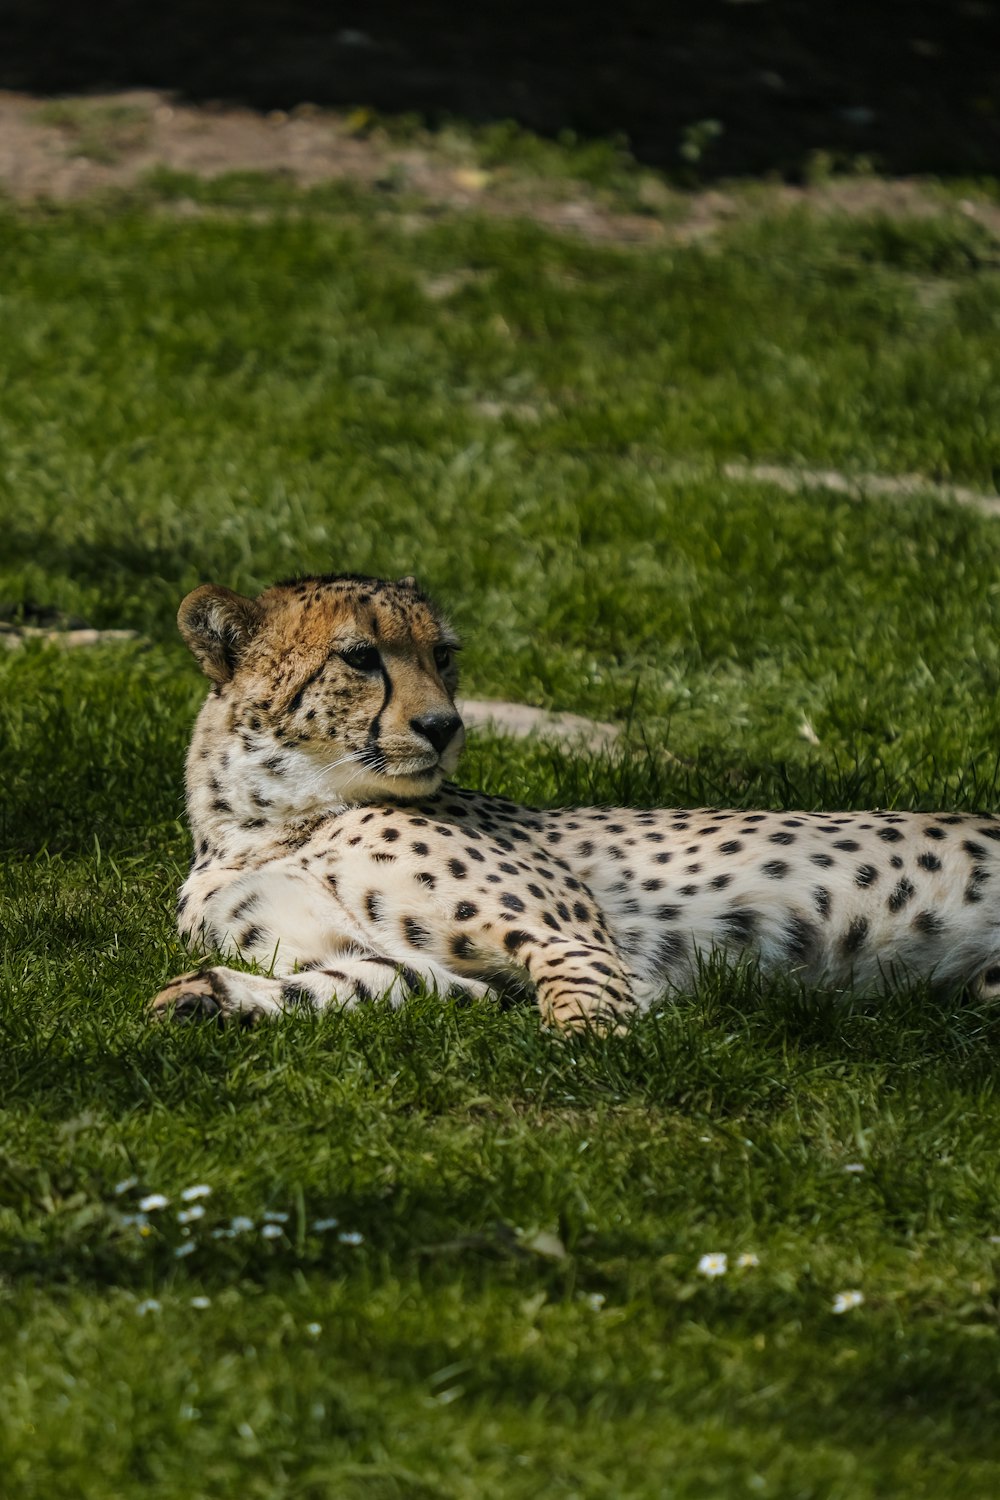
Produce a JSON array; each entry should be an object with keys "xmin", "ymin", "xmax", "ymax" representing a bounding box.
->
[
  {"xmin": 149, "ymin": 966, "xmax": 286, "ymax": 1025},
  {"xmin": 150, "ymin": 970, "xmax": 225, "ymax": 1023}
]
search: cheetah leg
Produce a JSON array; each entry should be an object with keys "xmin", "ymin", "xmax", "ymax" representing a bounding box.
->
[
  {"xmin": 513, "ymin": 934, "xmax": 638, "ymax": 1031},
  {"xmin": 150, "ymin": 955, "xmax": 487, "ymax": 1024}
]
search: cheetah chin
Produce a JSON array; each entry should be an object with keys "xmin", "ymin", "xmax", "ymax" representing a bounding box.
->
[{"xmin": 150, "ymin": 571, "xmax": 1000, "ymax": 1031}]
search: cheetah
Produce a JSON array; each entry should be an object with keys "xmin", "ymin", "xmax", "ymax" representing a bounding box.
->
[{"xmin": 151, "ymin": 572, "xmax": 1000, "ymax": 1030}]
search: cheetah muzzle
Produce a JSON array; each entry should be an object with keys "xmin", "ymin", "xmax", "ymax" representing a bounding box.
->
[{"xmin": 150, "ymin": 572, "xmax": 1000, "ymax": 1031}]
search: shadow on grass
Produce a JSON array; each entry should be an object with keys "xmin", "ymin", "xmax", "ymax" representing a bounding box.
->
[
  {"xmin": 0, "ymin": 514, "xmax": 215, "ymax": 635},
  {"xmin": 5, "ymin": 976, "xmax": 1000, "ymax": 1119}
]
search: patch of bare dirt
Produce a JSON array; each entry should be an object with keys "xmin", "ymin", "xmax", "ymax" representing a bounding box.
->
[
  {"xmin": 458, "ymin": 699, "xmax": 621, "ymax": 753},
  {"xmin": 0, "ymin": 89, "xmax": 669, "ymax": 244},
  {"xmin": 3, "ymin": 89, "xmax": 1000, "ymax": 249},
  {"xmin": 0, "ymin": 625, "xmax": 140, "ymax": 651},
  {"xmin": 648, "ymin": 459, "xmax": 1000, "ymax": 513}
]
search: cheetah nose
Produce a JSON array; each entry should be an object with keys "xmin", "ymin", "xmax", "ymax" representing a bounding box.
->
[{"xmin": 410, "ymin": 711, "xmax": 463, "ymax": 755}]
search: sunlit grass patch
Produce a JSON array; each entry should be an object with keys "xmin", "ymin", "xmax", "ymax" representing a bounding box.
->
[{"xmin": 2, "ymin": 177, "xmax": 1000, "ymax": 1495}]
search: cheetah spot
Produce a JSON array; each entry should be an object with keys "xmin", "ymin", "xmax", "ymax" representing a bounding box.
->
[
  {"xmin": 812, "ymin": 886, "xmax": 832, "ymax": 919},
  {"xmin": 364, "ymin": 891, "xmax": 383, "ymax": 923},
  {"xmin": 280, "ymin": 982, "xmax": 314, "ymax": 1009},
  {"xmin": 655, "ymin": 932, "xmax": 687, "ymax": 969},
  {"xmin": 720, "ymin": 907, "xmax": 758, "ymax": 947},
  {"xmin": 785, "ymin": 914, "xmax": 820, "ymax": 964},
  {"xmin": 841, "ymin": 916, "xmax": 869, "ymax": 955}
]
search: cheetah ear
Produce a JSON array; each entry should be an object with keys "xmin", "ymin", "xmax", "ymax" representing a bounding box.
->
[
  {"xmin": 178, "ymin": 584, "xmax": 265, "ymax": 683},
  {"xmin": 397, "ymin": 574, "xmax": 418, "ymax": 590}
]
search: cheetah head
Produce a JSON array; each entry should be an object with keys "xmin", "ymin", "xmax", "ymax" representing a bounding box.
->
[{"xmin": 178, "ymin": 573, "xmax": 464, "ymax": 807}]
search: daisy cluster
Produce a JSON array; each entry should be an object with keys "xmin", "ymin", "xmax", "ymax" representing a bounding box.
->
[
  {"xmin": 696, "ymin": 1251, "xmax": 759, "ymax": 1278},
  {"xmin": 695, "ymin": 1250, "xmax": 864, "ymax": 1314},
  {"xmin": 112, "ymin": 1179, "xmax": 366, "ymax": 1258}
]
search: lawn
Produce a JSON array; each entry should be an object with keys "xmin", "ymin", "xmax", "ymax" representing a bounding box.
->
[{"xmin": 2, "ymin": 165, "xmax": 1000, "ymax": 1498}]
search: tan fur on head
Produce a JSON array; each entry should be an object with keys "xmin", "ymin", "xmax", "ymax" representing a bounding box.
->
[
  {"xmin": 180, "ymin": 573, "xmax": 465, "ymax": 809},
  {"xmin": 178, "ymin": 584, "xmax": 266, "ymax": 683}
]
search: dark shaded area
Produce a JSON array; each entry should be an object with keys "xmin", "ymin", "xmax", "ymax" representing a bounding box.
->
[{"xmin": 1, "ymin": 0, "xmax": 998, "ymax": 180}]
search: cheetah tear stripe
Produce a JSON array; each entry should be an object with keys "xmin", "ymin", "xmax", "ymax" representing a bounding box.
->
[{"xmin": 151, "ymin": 574, "xmax": 1000, "ymax": 1030}]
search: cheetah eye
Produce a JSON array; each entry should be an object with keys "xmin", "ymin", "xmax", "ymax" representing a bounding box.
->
[
  {"xmin": 433, "ymin": 644, "xmax": 454, "ymax": 671},
  {"xmin": 340, "ymin": 643, "xmax": 381, "ymax": 673}
]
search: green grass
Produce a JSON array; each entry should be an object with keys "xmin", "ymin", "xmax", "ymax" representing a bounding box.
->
[{"xmin": 3, "ymin": 172, "xmax": 1000, "ymax": 1497}]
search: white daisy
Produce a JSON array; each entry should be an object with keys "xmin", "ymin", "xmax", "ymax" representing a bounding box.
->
[{"xmin": 697, "ymin": 1252, "xmax": 727, "ymax": 1278}]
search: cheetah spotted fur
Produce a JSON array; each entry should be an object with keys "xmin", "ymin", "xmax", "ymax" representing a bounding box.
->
[{"xmin": 151, "ymin": 573, "xmax": 1000, "ymax": 1030}]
